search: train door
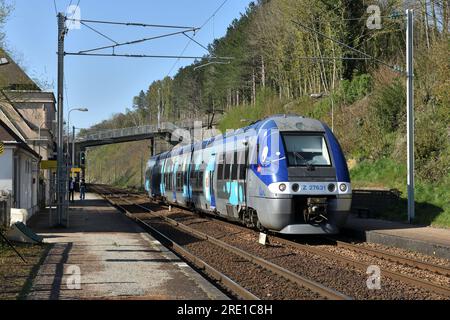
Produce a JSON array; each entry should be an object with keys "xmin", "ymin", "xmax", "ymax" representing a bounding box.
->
[
  {"xmin": 209, "ymin": 169, "xmax": 215, "ymax": 209},
  {"xmin": 240, "ymin": 144, "xmax": 249, "ymax": 210}
]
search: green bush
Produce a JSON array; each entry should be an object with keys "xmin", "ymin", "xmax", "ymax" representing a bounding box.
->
[
  {"xmin": 415, "ymin": 112, "xmax": 449, "ymax": 182},
  {"xmin": 338, "ymin": 73, "xmax": 373, "ymax": 104},
  {"xmin": 371, "ymin": 78, "xmax": 406, "ymax": 132}
]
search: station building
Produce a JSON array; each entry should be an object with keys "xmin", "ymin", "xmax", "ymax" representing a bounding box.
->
[{"xmin": 0, "ymin": 49, "xmax": 56, "ymax": 226}]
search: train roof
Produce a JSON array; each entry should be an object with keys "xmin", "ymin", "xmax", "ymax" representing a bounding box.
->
[{"xmin": 153, "ymin": 114, "xmax": 327, "ymax": 159}]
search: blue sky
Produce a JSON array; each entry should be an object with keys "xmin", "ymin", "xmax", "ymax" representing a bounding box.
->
[{"xmin": 4, "ymin": 0, "xmax": 252, "ymax": 129}]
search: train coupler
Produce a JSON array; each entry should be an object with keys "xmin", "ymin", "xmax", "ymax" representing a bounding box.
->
[{"xmin": 303, "ymin": 197, "xmax": 328, "ymax": 224}]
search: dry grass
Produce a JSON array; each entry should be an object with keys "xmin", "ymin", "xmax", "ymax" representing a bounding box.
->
[{"xmin": 0, "ymin": 242, "xmax": 49, "ymax": 300}]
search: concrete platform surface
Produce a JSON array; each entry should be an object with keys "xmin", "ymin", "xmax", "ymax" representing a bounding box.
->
[
  {"xmin": 26, "ymin": 193, "xmax": 228, "ymax": 300},
  {"xmin": 343, "ymin": 214, "xmax": 450, "ymax": 260}
]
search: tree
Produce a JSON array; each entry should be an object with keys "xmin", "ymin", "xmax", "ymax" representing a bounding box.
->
[{"xmin": 132, "ymin": 90, "xmax": 147, "ymax": 125}]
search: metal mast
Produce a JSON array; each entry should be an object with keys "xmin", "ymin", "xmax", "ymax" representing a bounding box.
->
[
  {"xmin": 56, "ymin": 13, "xmax": 67, "ymax": 227},
  {"xmin": 406, "ymin": 9, "xmax": 415, "ymax": 223}
]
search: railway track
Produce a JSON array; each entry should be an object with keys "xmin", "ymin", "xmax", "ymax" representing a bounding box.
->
[
  {"xmin": 271, "ymin": 236, "xmax": 450, "ymax": 298},
  {"xmin": 122, "ymin": 189, "xmax": 450, "ymax": 277},
  {"xmin": 90, "ymin": 185, "xmax": 257, "ymax": 300},
  {"xmin": 325, "ymin": 238, "xmax": 450, "ymax": 277},
  {"xmin": 92, "ymin": 185, "xmax": 350, "ymax": 300},
  {"xmin": 91, "ymin": 184, "xmax": 450, "ymax": 300}
]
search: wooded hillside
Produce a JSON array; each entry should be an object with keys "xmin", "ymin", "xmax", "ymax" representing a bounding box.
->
[{"xmin": 84, "ymin": 0, "xmax": 449, "ymax": 226}]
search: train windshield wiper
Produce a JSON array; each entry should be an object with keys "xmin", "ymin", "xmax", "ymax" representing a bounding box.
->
[{"xmin": 293, "ymin": 152, "xmax": 315, "ymax": 170}]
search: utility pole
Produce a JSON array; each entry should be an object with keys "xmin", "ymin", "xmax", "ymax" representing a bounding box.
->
[
  {"xmin": 72, "ymin": 126, "xmax": 75, "ymax": 168},
  {"xmin": 157, "ymin": 88, "xmax": 161, "ymax": 130},
  {"xmin": 56, "ymin": 13, "xmax": 67, "ymax": 227},
  {"xmin": 406, "ymin": 9, "xmax": 415, "ymax": 223},
  {"xmin": 140, "ymin": 153, "xmax": 143, "ymax": 190}
]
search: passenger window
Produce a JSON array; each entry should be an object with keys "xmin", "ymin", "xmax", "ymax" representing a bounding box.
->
[
  {"xmin": 217, "ymin": 164, "xmax": 224, "ymax": 180},
  {"xmin": 224, "ymin": 164, "xmax": 231, "ymax": 180},
  {"xmin": 239, "ymin": 164, "xmax": 246, "ymax": 180},
  {"xmin": 231, "ymin": 165, "xmax": 238, "ymax": 180},
  {"xmin": 198, "ymin": 171, "xmax": 204, "ymax": 189},
  {"xmin": 176, "ymin": 172, "xmax": 182, "ymax": 191}
]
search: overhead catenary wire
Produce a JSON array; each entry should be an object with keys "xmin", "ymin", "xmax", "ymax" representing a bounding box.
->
[
  {"xmin": 166, "ymin": 40, "xmax": 193, "ymax": 76},
  {"xmin": 200, "ymin": 0, "xmax": 229, "ymax": 29},
  {"xmin": 65, "ymin": 18, "xmax": 198, "ymax": 30},
  {"xmin": 64, "ymin": 52, "xmax": 234, "ymax": 60},
  {"xmin": 53, "ymin": 0, "xmax": 58, "ymax": 16},
  {"xmin": 292, "ymin": 20, "xmax": 405, "ymax": 74},
  {"xmin": 167, "ymin": 0, "xmax": 229, "ymax": 76},
  {"xmin": 77, "ymin": 28, "xmax": 197, "ymax": 54},
  {"xmin": 80, "ymin": 21, "xmax": 118, "ymax": 44},
  {"xmin": 182, "ymin": 32, "xmax": 210, "ymax": 53}
]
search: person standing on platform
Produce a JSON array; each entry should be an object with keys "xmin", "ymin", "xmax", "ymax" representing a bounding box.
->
[
  {"xmin": 80, "ymin": 179, "xmax": 86, "ymax": 200},
  {"xmin": 69, "ymin": 178, "xmax": 75, "ymax": 202}
]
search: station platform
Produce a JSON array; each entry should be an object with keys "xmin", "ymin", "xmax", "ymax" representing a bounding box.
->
[
  {"xmin": 25, "ymin": 193, "xmax": 228, "ymax": 300},
  {"xmin": 342, "ymin": 213, "xmax": 450, "ymax": 260}
]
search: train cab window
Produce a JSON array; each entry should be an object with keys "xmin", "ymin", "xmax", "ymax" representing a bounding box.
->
[{"xmin": 282, "ymin": 134, "xmax": 331, "ymax": 167}]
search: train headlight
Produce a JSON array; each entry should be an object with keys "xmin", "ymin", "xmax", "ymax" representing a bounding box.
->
[
  {"xmin": 292, "ymin": 183, "xmax": 299, "ymax": 192},
  {"xmin": 328, "ymin": 183, "xmax": 336, "ymax": 192},
  {"xmin": 339, "ymin": 183, "xmax": 348, "ymax": 192},
  {"xmin": 279, "ymin": 183, "xmax": 287, "ymax": 192}
]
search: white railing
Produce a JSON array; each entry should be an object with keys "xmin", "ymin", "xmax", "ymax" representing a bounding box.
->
[{"xmin": 76, "ymin": 119, "xmax": 205, "ymax": 143}]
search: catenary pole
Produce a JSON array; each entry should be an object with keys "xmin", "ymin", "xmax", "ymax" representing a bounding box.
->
[
  {"xmin": 56, "ymin": 13, "xmax": 67, "ymax": 227},
  {"xmin": 72, "ymin": 126, "xmax": 75, "ymax": 169},
  {"xmin": 406, "ymin": 9, "xmax": 415, "ymax": 223}
]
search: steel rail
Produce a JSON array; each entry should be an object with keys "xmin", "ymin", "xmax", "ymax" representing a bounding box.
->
[
  {"xmin": 90, "ymin": 185, "xmax": 258, "ymax": 300},
  {"xmin": 95, "ymin": 185, "xmax": 450, "ymax": 299},
  {"xmin": 123, "ymin": 191, "xmax": 450, "ymax": 298},
  {"xmin": 125, "ymin": 191, "xmax": 450, "ymax": 278},
  {"xmin": 96, "ymin": 188, "xmax": 351, "ymax": 300},
  {"xmin": 99, "ymin": 186, "xmax": 450, "ymax": 284},
  {"xmin": 330, "ymin": 239, "xmax": 450, "ymax": 277},
  {"xmin": 272, "ymin": 236, "xmax": 450, "ymax": 299}
]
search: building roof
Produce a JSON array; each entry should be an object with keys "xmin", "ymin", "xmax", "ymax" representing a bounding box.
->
[
  {"xmin": 0, "ymin": 100, "xmax": 37, "ymax": 140},
  {"xmin": 4, "ymin": 90, "xmax": 56, "ymax": 104},
  {"xmin": 0, "ymin": 121, "xmax": 15, "ymax": 142},
  {"xmin": 0, "ymin": 48, "xmax": 40, "ymax": 91},
  {"xmin": 0, "ymin": 118, "xmax": 40, "ymax": 159}
]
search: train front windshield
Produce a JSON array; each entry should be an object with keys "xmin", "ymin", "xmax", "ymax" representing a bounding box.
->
[{"xmin": 282, "ymin": 134, "xmax": 331, "ymax": 167}]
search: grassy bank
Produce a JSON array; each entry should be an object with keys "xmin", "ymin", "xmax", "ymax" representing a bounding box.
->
[{"xmin": 351, "ymin": 159, "xmax": 450, "ymax": 228}]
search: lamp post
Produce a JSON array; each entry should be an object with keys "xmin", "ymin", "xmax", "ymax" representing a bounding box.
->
[
  {"xmin": 71, "ymin": 126, "xmax": 85, "ymax": 169},
  {"xmin": 67, "ymin": 108, "xmax": 88, "ymax": 167}
]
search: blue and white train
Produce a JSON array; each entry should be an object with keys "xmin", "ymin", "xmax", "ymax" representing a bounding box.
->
[{"xmin": 145, "ymin": 114, "xmax": 351, "ymax": 234}]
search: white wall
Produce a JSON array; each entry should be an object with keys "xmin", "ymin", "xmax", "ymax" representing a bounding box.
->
[
  {"xmin": 18, "ymin": 153, "xmax": 33, "ymax": 213},
  {"xmin": 1, "ymin": 145, "xmax": 39, "ymax": 220},
  {"xmin": 0, "ymin": 148, "xmax": 13, "ymax": 192}
]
